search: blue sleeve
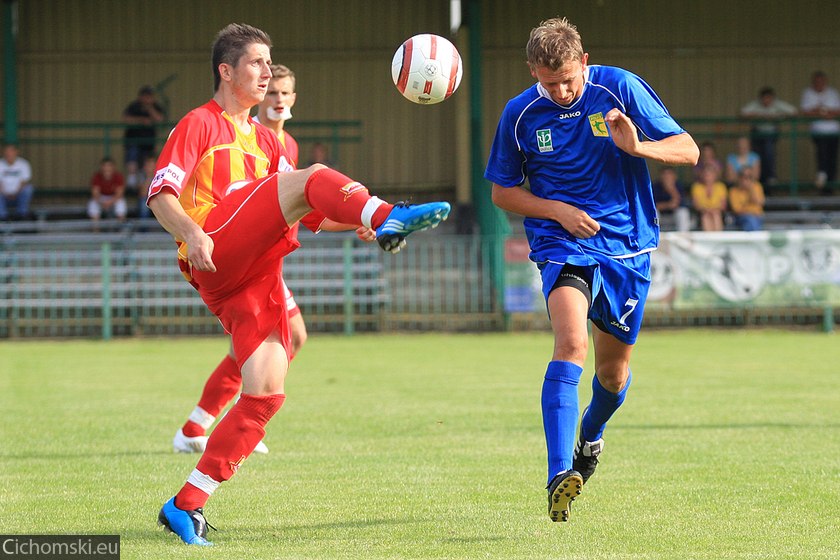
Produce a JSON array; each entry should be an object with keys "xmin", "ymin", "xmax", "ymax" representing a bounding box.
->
[
  {"xmin": 484, "ymin": 103, "xmax": 527, "ymax": 187},
  {"xmin": 620, "ymin": 71, "xmax": 685, "ymax": 141}
]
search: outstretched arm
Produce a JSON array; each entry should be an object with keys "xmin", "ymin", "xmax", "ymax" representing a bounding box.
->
[
  {"xmin": 605, "ymin": 108, "xmax": 700, "ymax": 165},
  {"xmin": 491, "ymin": 183, "xmax": 600, "ymax": 239}
]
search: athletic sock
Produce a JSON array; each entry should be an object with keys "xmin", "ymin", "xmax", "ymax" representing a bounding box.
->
[
  {"xmin": 581, "ymin": 369, "xmax": 632, "ymax": 442},
  {"xmin": 303, "ymin": 168, "xmax": 393, "ymax": 229},
  {"xmin": 175, "ymin": 393, "xmax": 285, "ymax": 511},
  {"xmin": 542, "ymin": 360, "xmax": 583, "ymax": 483},
  {"xmin": 181, "ymin": 355, "xmax": 242, "ymax": 437}
]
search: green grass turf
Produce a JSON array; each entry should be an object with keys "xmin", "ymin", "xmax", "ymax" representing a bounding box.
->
[{"xmin": 0, "ymin": 330, "xmax": 839, "ymax": 559}]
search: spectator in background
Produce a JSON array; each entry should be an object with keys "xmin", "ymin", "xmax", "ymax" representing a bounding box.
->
[
  {"xmin": 725, "ymin": 136, "xmax": 761, "ymax": 185},
  {"xmin": 0, "ymin": 143, "xmax": 35, "ymax": 221},
  {"xmin": 693, "ymin": 141, "xmax": 724, "ymax": 183},
  {"xmin": 88, "ymin": 157, "xmax": 127, "ymax": 224},
  {"xmin": 728, "ymin": 167, "xmax": 765, "ymax": 231},
  {"xmin": 691, "ymin": 164, "xmax": 727, "ymax": 232},
  {"xmin": 306, "ymin": 142, "xmax": 334, "ymax": 167},
  {"xmin": 123, "ymin": 85, "xmax": 165, "ymax": 190},
  {"xmin": 653, "ymin": 166, "xmax": 691, "ymax": 231},
  {"xmin": 800, "ymin": 71, "xmax": 840, "ymax": 194},
  {"xmin": 740, "ymin": 87, "xmax": 797, "ymax": 186}
]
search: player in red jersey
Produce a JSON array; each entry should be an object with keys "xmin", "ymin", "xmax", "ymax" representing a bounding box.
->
[
  {"xmin": 172, "ymin": 63, "xmax": 376, "ymax": 456},
  {"xmin": 154, "ymin": 23, "xmax": 449, "ymax": 546}
]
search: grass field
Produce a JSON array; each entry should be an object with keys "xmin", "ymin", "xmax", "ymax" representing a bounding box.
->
[{"xmin": 1, "ymin": 330, "xmax": 839, "ymax": 560}]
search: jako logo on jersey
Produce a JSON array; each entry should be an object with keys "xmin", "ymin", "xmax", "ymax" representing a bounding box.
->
[
  {"xmin": 150, "ymin": 163, "xmax": 186, "ymax": 190},
  {"xmin": 557, "ymin": 111, "xmax": 581, "ymax": 120},
  {"xmin": 340, "ymin": 181, "xmax": 367, "ymax": 200},
  {"xmin": 536, "ymin": 129, "xmax": 553, "ymax": 152},
  {"xmin": 588, "ymin": 112, "xmax": 609, "ymax": 137}
]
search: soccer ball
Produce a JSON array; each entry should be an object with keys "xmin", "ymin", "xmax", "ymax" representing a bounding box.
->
[{"xmin": 391, "ymin": 34, "xmax": 463, "ymax": 105}]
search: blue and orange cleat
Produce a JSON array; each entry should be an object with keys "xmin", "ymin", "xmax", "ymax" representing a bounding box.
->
[
  {"xmin": 158, "ymin": 497, "xmax": 215, "ymax": 546},
  {"xmin": 376, "ymin": 201, "xmax": 451, "ymax": 253}
]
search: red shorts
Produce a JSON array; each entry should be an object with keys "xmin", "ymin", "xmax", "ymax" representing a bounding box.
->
[{"xmin": 188, "ymin": 174, "xmax": 299, "ymax": 369}]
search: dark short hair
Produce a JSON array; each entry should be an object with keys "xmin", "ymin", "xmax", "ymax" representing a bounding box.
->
[
  {"xmin": 211, "ymin": 23, "xmax": 272, "ymax": 92},
  {"xmin": 138, "ymin": 85, "xmax": 155, "ymax": 96},
  {"xmin": 759, "ymin": 86, "xmax": 774, "ymax": 97}
]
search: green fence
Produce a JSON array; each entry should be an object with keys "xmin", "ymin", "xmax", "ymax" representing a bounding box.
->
[
  {"xmin": 2, "ymin": 224, "xmax": 839, "ymax": 339},
  {"xmin": 0, "ymin": 228, "xmax": 503, "ymax": 339}
]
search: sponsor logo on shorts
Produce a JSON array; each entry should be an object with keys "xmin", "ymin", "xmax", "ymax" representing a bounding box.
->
[
  {"xmin": 536, "ymin": 129, "xmax": 553, "ymax": 152},
  {"xmin": 150, "ymin": 163, "xmax": 186, "ymax": 190},
  {"xmin": 610, "ymin": 320, "xmax": 631, "ymax": 332},
  {"xmin": 340, "ymin": 181, "xmax": 367, "ymax": 200},
  {"xmin": 277, "ymin": 155, "xmax": 295, "ymax": 173},
  {"xmin": 588, "ymin": 112, "xmax": 609, "ymax": 137},
  {"xmin": 225, "ymin": 180, "xmax": 250, "ymax": 196}
]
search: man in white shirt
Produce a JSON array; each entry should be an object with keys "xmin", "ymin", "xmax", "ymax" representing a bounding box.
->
[
  {"xmin": 800, "ymin": 71, "xmax": 840, "ymax": 194},
  {"xmin": 0, "ymin": 143, "xmax": 35, "ymax": 220}
]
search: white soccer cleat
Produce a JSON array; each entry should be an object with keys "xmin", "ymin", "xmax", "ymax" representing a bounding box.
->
[
  {"xmin": 173, "ymin": 428, "xmax": 209, "ymax": 453},
  {"xmin": 252, "ymin": 440, "xmax": 269, "ymax": 454}
]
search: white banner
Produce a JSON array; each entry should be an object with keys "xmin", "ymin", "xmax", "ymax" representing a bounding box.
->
[{"xmin": 650, "ymin": 230, "xmax": 840, "ymax": 308}]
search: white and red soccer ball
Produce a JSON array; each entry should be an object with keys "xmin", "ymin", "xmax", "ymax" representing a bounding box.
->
[{"xmin": 391, "ymin": 34, "xmax": 463, "ymax": 105}]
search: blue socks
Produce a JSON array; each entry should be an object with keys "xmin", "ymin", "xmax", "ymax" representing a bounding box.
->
[
  {"xmin": 581, "ymin": 369, "xmax": 632, "ymax": 442},
  {"xmin": 541, "ymin": 360, "xmax": 583, "ymax": 483}
]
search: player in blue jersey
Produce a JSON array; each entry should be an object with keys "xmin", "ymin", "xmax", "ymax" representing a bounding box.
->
[{"xmin": 485, "ymin": 17, "xmax": 699, "ymax": 522}]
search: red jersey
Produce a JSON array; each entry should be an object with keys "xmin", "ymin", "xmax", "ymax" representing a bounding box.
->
[
  {"xmin": 92, "ymin": 171, "xmax": 125, "ymax": 196},
  {"xmin": 148, "ymin": 100, "xmax": 282, "ymax": 228}
]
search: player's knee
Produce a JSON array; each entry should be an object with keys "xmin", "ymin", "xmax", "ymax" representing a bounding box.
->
[
  {"xmin": 596, "ymin": 364, "xmax": 630, "ymax": 393},
  {"xmin": 302, "ymin": 163, "xmax": 328, "ymax": 175},
  {"xmin": 552, "ymin": 334, "xmax": 588, "ymax": 364}
]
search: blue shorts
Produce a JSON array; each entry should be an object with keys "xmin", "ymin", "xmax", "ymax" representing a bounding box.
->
[{"xmin": 534, "ymin": 243, "xmax": 651, "ymax": 345}]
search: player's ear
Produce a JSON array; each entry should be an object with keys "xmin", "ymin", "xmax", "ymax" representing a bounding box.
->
[
  {"xmin": 219, "ymin": 63, "xmax": 232, "ymax": 83},
  {"xmin": 528, "ymin": 63, "xmax": 537, "ymax": 79},
  {"xmin": 581, "ymin": 53, "xmax": 589, "ymax": 70}
]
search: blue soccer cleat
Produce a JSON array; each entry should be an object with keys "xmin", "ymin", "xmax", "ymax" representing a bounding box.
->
[
  {"xmin": 546, "ymin": 469, "xmax": 583, "ymax": 522},
  {"xmin": 158, "ymin": 497, "xmax": 215, "ymax": 546},
  {"xmin": 375, "ymin": 201, "xmax": 451, "ymax": 254}
]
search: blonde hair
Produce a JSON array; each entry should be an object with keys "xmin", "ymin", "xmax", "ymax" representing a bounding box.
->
[
  {"xmin": 270, "ymin": 64, "xmax": 296, "ymax": 89},
  {"xmin": 526, "ymin": 17, "xmax": 584, "ymax": 70}
]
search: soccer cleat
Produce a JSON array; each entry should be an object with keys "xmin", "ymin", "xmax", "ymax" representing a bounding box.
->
[
  {"xmin": 573, "ymin": 433, "xmax": 604, "ymax": 484},
  {"xmin": 252, "ymin": 439, "xmax": 269, "ymax": 454},
  {"xmin": 173, "ymin": 428, "xmax": 208, "ymax": 454},
  {"xmin": 158, "ymin": 497, "xmax": 215, "ymax": 546},
  {"xmin": 546, "ymin": 469, "xmax": 583, "ymax": 522},
  {"xmin": 375, "ymin": 201, "xmax": 451, "ymax": 254}
]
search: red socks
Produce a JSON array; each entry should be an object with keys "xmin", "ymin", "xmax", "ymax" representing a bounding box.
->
[
  {"xmin": 175, "ymin": 393, "xmax": 286, "ymax": 510},
  {"xmin": 303, "ymin": 168, "xmax": 392, "ymax": 229},
  {"xmin": 181, "ymin": 355, "xmax": 242, "ymax": 437}
]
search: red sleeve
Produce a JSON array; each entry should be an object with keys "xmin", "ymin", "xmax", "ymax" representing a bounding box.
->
[
  {"xmin": 300, "ymin": 210, "xmax": 327, "ymax": 232},
  {"xmin": 147, "ymin": 111, "xmax": 205, "ymax": 200}
]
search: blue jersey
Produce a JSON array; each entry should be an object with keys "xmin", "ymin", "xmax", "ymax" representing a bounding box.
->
[{"xmin": 485, "ymin": 65, "xmax": 685, "ymax": 258}]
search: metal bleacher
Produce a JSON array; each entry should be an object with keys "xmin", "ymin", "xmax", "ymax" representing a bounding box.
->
[{"xmin": 0, "ymin": 218, "xmax": 502, "ymax": 339}]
